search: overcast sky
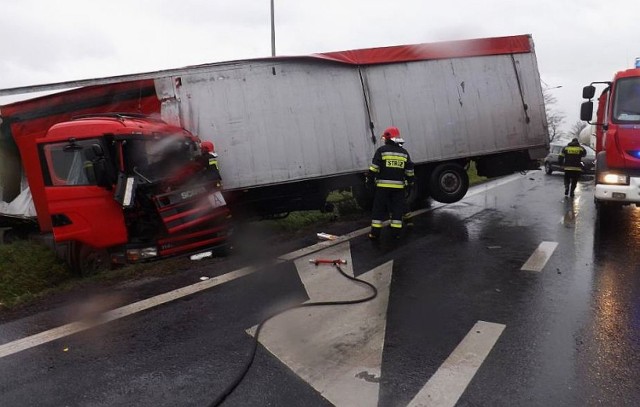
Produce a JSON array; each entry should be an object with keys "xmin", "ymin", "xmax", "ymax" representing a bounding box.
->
[{"xmin": 1, "ymin": 0, "xmax": 639, "ymax": 133}]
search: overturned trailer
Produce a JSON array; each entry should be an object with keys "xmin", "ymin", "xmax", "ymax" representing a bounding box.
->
[{"xmin": 0, "ymin": 34, "xmax": 548, "ymax": 271}]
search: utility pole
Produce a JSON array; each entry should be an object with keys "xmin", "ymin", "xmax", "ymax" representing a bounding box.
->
[{"xmin": 270, "ymin": 0, "xmax": 276, "ymax": 56}]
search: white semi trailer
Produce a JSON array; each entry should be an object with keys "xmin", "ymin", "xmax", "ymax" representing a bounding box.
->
[{"xmin": 1, "ymin": 34, "xmax": 548, "ymax": 226}]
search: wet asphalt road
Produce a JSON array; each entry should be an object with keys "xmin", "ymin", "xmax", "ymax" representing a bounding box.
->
[{"xmin": 1, "ymin": 170, "xmax": 640, "ymax": 407}]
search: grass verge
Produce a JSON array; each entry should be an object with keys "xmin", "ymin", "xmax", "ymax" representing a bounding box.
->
[
  {"xmin": 0, "ymin": 241, "xmax": 187, "ymax": 311},
  {"xmin": 0, "ymin": 241, "xmax": 74, "ymax": 309}
]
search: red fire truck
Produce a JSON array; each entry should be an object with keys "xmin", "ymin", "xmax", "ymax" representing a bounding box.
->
[{"xmin": 580, "ymin": 58, "xmax": 640, "ymax": 215}]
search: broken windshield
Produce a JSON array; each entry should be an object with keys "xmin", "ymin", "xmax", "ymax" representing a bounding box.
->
[{"xmin": 122, "ymin": 134, "xmax": 199, "ymax": 183}]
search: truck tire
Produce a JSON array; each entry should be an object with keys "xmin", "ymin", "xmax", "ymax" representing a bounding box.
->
[
  {"xmin": 72, "ymin": 243, "xmax": 111, "ymax": 276},
  {"xmin": 428, "ymin": 163, "xmax": 469, "ymax": 203}
]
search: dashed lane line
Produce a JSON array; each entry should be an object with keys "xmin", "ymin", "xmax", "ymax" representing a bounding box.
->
[
  {"xmin": 407, "ymin": 321, "xmax": 506, "ymax": 407},
  {"xmin": 520, "ymin": 241, "xmax": 559, "ymax": 272}
]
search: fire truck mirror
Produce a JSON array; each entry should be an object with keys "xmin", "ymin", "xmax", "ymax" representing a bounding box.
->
[
  {"xmin": 582, "ymin": 85, "xmax": 596, "ymax": 100},
  {"xmin": 580, "ymin": 101, "xmax": 594, "ymax": 122}
]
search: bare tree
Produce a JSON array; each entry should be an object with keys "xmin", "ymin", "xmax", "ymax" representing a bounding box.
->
[
  {"xmin": 568, "ymin": 120, "xmax": 587, "ymax": 138},
  {"xmin": 544, "ymin": 89, "xmax": 566, "ymax": 142}
]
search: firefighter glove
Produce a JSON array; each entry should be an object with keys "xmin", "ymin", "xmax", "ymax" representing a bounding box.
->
[{"xmin": 365, "ymin": 174, "xmax": 375, "ymax": 190}]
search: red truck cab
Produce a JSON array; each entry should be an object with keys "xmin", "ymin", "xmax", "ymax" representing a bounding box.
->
[
  {"xmin": 580, "ymin": 63, "xmax": 640, "ymax": 213},
  {"xmin": 37, "ymin": 114, "xmax": 231, "ymax": 273}
]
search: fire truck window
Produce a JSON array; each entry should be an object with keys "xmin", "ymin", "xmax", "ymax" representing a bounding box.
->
[{"xmin": 614, "ymin": 79, "xmax": 640, "ymax": 122}]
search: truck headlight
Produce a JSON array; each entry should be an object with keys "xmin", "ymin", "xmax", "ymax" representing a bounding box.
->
[
  {"xmin": 600, "ymin": 173, "xmax": 629, "ymax": 185},
  {"xmin": 140, "ymin": 247, "xmax": 158, "ymax": 258},
  {"xmin": 126, "ymin": 247, "xmax": 158, "ymax": 262}
]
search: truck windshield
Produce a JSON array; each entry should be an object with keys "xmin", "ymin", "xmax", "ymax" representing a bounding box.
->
[
  {"xmin": 613, "ymin": 78, "xmax": 640, "ymax": 123},
  {"xmin": 122, "ymin": 135, "xmax": 199, "ymax": 183}
]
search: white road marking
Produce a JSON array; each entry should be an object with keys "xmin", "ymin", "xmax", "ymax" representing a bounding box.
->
[
  {"xmin": 0, "ymin": 173, "xmax": 522, "ymax": 360},
  {"xmin": 407, "ymin": 321, "xmax": 506, "ymax": 407},
  {"xmin": 251, "ymin": 242, "xmax": 393, "ymax": 407},
  {"xmin": 520, "ymin": 241, "xmax": 559, "ymax": 272},
  {"xmin": 0, "ymin": 266, "xmax": 258, "ymax": 359}
]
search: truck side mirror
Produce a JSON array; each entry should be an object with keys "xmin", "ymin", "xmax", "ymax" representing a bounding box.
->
[
  {"xmin": 580, "ymin": 101, "xmax": 594, "ymax": 122},
  {"xmin": 582, "ymin": 85, "xmax": 596, "ymax": 99},
  {"xmin": 113, "ymin": 173, "xmax": 137, "ymax": 208}
]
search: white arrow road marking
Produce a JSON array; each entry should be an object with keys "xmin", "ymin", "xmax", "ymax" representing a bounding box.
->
[
  {"xmin": 407, "ymin": 321, "xmax": 506, "ymax": 407},
  {"xmin": 249, "ymin": 242, "xmax": 392, "ymax": 407},
  {"xmin": 520, "ymin": 241, "xmax": 558, "ymax": 272}
]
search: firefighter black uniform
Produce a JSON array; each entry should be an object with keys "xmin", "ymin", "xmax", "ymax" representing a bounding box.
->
[
  {"xmin": 558, "ymin": 138, "xmax": 586, "ymax": 197},
  {"xmin": 368, "ymin": 127, "xmax": 415, "ymax": 239},
  {"xmin": 199, "ymin": 141, "xmax": 222, "ymax": 186}
]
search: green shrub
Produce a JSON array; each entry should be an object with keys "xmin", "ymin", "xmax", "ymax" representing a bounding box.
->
[
  {"xmin": 468, "ymin": 161, "xmax": 487, "ymax": 186},
  {"xmin": 0, "ymin": 241, "xmax": 74, "ymax": 308}
]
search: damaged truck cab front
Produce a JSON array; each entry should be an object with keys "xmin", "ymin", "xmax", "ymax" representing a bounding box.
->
[{"xmin": 38, "ymin": 114, "xmax": 231, "ymax": 274}]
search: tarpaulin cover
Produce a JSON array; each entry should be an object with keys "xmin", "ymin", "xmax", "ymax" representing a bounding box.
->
[
  {"xmin": 0, "ymin": 186, "xmax": 36, "ymax": 217},
  {"xmin": 313, "ymin": 34, "xmax": 533, "ymax": 65}
]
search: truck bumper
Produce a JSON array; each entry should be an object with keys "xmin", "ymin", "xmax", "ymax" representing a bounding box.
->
[
  {"xmin": 595, "ymin": 177, "xmax": 640, "ymax": 204},
  {"xmin": 110, "ymin": 222, "xmax": 233, "ymax": 265}
]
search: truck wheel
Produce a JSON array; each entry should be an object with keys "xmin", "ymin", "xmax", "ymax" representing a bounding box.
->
[
  {"xmin": 428, "ymin": 163, "xmax": 469, "ymax": 203},
  {"xmin": 544, "ymin": 162, "xmax": 553, "ymax": 175},
  {"xmin": 72, "ymin": 243, "xmax": 111, "ymax": 276}
]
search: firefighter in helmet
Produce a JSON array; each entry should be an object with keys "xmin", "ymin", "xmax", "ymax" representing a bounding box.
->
[
  {"xmin": 558, "ymin": 137, "xmax": 586, "ymax": 197},
  {"xmin": 367, "ymin": 126, "xmax": 415, "ymax": 240},
  {"xmin": 199, "ymin": 140, "xmax": 222, "ymax": 186}
]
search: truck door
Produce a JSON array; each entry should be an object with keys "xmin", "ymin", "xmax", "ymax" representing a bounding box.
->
[{"xmin": 39, "ymin": 139, "xmax": 128, "ymax": 248}]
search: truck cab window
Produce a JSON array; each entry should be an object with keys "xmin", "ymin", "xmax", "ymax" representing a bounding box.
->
[
  {"xmin": 613, "ymin": 78, "xmax": 640, "ymax": 122},
  {"xmin": 41, "ymin": 140, "xmax": 103, "ymax": 186}
]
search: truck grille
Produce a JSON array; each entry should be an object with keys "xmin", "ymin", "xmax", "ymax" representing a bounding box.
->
[{"xmin": 153, "ymin": 184, "xmax": 230, "ymax": 256}]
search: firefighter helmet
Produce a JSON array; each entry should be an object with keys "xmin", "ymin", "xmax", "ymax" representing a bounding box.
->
[
  {"xmin": 382, "ymin": 126, "xmax": 404, "ymax": 144},
  {"xmin": 201, "ymin": 141, "xmax": 214, "ymax": 153}
]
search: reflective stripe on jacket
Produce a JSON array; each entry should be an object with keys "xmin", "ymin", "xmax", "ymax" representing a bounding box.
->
[
  {"xmin": 369, "ymin": 143, "xmax": 415, "ymax": 188},
  {"xmin": 559, "ymin": 143, "xmax": 586, "ymax": 172}
]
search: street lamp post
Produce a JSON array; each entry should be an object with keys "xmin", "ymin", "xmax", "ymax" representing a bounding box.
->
[{"xmin": 270, "ymin": 0, "xmax": 276, "ymax": 56}]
